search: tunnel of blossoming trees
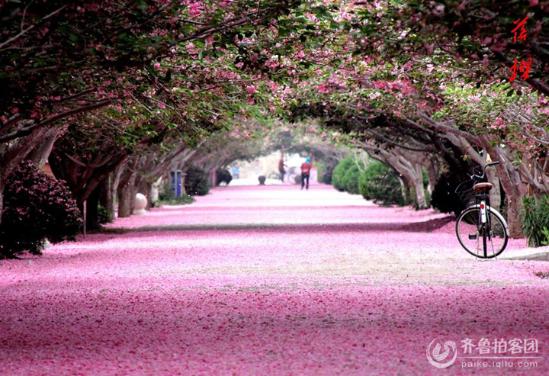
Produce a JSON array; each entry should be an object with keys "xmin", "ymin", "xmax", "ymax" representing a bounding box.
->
[{"xmin": 0, "ymin": 1, "xmax": 548, "ymax": 374}]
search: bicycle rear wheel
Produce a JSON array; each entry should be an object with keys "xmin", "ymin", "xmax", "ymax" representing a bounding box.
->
[{"xmin": 456, "ymin": 206, "xmax": 508, "ymax": 259}]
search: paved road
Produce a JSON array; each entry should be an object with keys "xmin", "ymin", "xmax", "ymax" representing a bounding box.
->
[{"xmin": 1, "ymin": 184, "xmax": 547, "ymax": 375}]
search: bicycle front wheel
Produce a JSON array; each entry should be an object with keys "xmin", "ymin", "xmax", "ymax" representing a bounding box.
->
[{"xmin": 456, "ymin": 206, "xmax": 509, "ymax": 259}]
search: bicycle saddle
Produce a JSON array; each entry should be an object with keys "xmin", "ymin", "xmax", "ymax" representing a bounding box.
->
[{"xmin": 473, "ymin": 182, "xmax": 493, "ymax": 192}]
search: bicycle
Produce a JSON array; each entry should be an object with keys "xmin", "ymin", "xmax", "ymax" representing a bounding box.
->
[{"xmin": 455, "ymin": 161, "xmax": 509, "ymax": 259}]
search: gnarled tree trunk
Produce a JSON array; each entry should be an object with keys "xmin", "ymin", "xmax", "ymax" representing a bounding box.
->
[
  {"xmin": 426, "ymin": 159, "xmax": 440, "ymax": 195},
  {"xmin": 30, "ymin": 129, "xmax": 59, "ymax": 167},
  {"xmin": 118, "ymin": 171, "xmax": 137, "ymax": 218},
  {"xmin": 85, "ymin": 188, "xmax": 101, "ymax": 231},
  {"xmin": 486, "ymin": 168, "xmax": 502, "ymax": 212},
  {"xmin": 0, "ymin": 180, "xmax": 4, "ymax": 226},
  {"xmin": 108, "ymin": 162, "xmax": 125, "ymax": 219},
  {"xmin": 411, "ymin": 169, "xmax": 427, "ymax": 209}
]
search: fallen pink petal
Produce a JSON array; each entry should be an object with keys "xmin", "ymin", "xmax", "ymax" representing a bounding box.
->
[
  {"xmin": 1, "ymin": 185, "xmax": 548, "ymax": 375},
  {"xmin": 1, "ymin": 1, "xmax": 547, "ymax": 374}
]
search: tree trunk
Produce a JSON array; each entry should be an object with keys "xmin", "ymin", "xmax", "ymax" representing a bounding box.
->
[
  {"xmin": 118, "ymin": 172, "xmax": 136, "ymax": 218},
  {"xmin": 489, "ymin": 146, "xmax": 527, "ymax": 238},
  {"xmin": 0, "ymin": 180, "xmax": 4, "ymax": 226},
  {"xmin": 30, "ymin": 130, "xmax": 59, "ymax": 167},
  {"xmin": 85, "ymin": 188, "xmax": 101, "ymax": 230},
  {"xmin": 506, "ymin": 193, "xmax": 524, "ymax": 239},
  {"xmin": 109, "ymin": 162, "xmax": 125, "ymax": 219},
  {"xmin": 496, "ymin": 165, "xmax": 525, "ymax": 238},
  {"xmin": 397, "ymin": 166, "xmax": 427, "ymax": 209},
  {"xmin": 412, "ymin": 173, "xmax": 428, "ymax": 209},
  {"xmin": 486, "ymin": 168, "xmax": 502, "ymax": 212},
  {"xmin": 426, "ymin": 160, "xmax": 439, "ymax": 195},
  {"xmin": 398, "ymin": 177, "xmax": 408, "ymax": 204},
  {"xmin": 209, "ymin": 168, "xmax": 217, "ymax": 187},
  {"xmin": 98, "ymin": 176, "xmax": 114, "ymax": 223}
]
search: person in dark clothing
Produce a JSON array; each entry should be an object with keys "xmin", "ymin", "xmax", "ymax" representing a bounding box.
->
[
  {"xmin": 300, "ymin": 157, "xmax": 312, "ymax": 190},
  {"xmin": 278, "ymin": 158, "xmax": 286, "ymax": 182}
]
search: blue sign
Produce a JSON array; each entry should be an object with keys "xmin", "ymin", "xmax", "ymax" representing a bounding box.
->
[{"xmin": 170, "ymin": 170, "xmax": 182, "ymax": 198}]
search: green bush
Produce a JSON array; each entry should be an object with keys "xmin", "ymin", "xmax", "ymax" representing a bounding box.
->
[
  {"xmin": 184, "ymin": 166, "xmax": 210, "ymax": 196},
  {"xmin": 158, "ymin": 183, "xmax": 195, "ymax": 205},
  {"xmin": 431, "ymin": 171, "xmax": 470, "ymax": 215},
  {"xmin": 0, "ymin": 161, "xmax": 82, "ymax": 258},
  {"xmin": 343, "ymin": 163, "xmax": 362, "ymax": 194},
  {"xmin": 522, "ymin": 195, "xmax": 549, "ymax": 247},
  {"xmin": 542, "ymin": 228, "xmax": 549, "ymax": 246},
  {"xmin": 332, "ymin": 157, "xmax": 354, "ymax": 191},
  {"xmin": 358, "ymin": 161, "xmax": 405, "ymax": 206},
  {"xmin": 97, "ymin": 205, "xmax": 112, "ymax": 224},
  {"xmin": 216, "ymin": 169, "xmax": 232, "ymax": 186},
  {"xmin": 314, "ymin": 160, "xmax": 335, "ymax": 184},
  {"xmin": 159, "ymin": 194, "xmax": 194, "ymax": 205}
]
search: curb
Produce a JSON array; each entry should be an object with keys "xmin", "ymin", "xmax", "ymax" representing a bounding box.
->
[{"xmin": 500, "ymin": 246, "xmax": 549, "ymax": 261}]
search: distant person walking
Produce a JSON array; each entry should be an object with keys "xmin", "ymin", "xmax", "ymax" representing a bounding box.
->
[
  {"xmin": 278, "ymin": 158, "xmax": 286, "ymax": 183},
  {"xmin": 300, "ymin": 157, "xmax": 312, "ymax": 190},
  {"xmin": 230, "ymin": 165, "xmax": 240, "ymax": 179}
]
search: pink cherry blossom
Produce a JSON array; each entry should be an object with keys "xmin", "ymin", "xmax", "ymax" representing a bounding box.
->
[
  {"xmin": 185, "ymin": 42, "xmax": 199, "ymax": 55},
  {"xmin": 188, "ymin": 2, "xmax": 203, "ymax": 18},
  {"xmin": 317, "ymin": 84, "xmax": 330, "ymax": 94},
  {"xmin": 246, "ymin": 85, "xmax": 257, "ymax": 95}
]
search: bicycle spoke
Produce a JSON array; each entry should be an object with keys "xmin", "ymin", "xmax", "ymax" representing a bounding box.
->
[{"xmin": 456, "ymin": 207, "xmax": 508, "ymax": 259}]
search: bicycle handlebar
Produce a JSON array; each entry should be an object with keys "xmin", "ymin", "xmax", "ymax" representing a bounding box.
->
[
  {"xmin": 471, "ymin": 161, "xmax": 500, "ymax": 180},
  {"xmin": 454, "ymin": 161, "xmax": 502, "ymax": 194}
]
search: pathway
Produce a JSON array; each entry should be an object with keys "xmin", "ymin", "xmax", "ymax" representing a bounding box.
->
[{"xmin": 1, "ymin": 184, "xmax": 548, "ymax": 375}]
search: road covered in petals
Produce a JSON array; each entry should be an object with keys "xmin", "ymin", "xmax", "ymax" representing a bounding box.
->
[{"xmin": 1, "ymin": 184, "xmax": 548, "ymax": 375}]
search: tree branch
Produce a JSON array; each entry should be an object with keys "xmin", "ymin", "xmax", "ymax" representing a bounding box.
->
[
  {"xmin": 0, "ymin": 5, "xmax": 67, "ymax": 50},
  {"xmin": 0, "ymin": 99, "xmax": 113, "ymax": 143}
]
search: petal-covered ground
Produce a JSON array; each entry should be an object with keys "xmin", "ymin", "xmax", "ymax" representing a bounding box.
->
[{"xmin": 1, "ymin": 184, "xmax": 548, "ymax": 375}]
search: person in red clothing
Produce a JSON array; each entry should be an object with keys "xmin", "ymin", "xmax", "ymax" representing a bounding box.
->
[{"xmin": 300, "ymin": 156, "xmax": 312, "ymax": 190}]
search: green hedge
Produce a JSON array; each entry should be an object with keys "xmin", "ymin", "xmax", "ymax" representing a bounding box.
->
[
  {"xmin": 342, "ymin": 163, "xmax": 362, "ymax": 194},
  {"xmin": 332, "ymin": 157, "xmax": 405, "ymax": 207},
  {"xmin": 0, "ymin": 161, "xmax": 82, "ymax": 258},
  {"xmin": 184, "ymin": 166, "xmax": 210, "ymax": 196},
  {"xmin": 332, "ymin": 157, "xmax": 354, "ymax": 191},
  {"xmin": 358, "ymin": 161, "xmax": 405, "ymax": 206},
  {"xmin": 522, "ymin": 195, "xmax": 549, "ymax": 247}
]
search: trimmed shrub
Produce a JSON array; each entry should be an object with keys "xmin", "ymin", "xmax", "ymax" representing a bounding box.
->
[
  {"xmin": 332, "ymin": 157, "xmax": 354, "ymax": 191},
  {"xmin": 522, "ymin": 195, "xmax": 549, "ymax": 247},
  {"xmin": 342, "ymin": 163, "xmax": 362, "ymax": 194},
  {"xmin": 184, "ymin": 166, "xmax": 210, "ymax": 196},
  {"xmin": 97, "ymin": 205, "xmax": 112, "ymax": 224},
  {"xmin": 358, "ymin": 161, "xmax": 405, "ymax": 206},
  {"xmin": 316, "ymin": 160, "xmax": 336, "ymax": 184},
  {"xmin": 158, "ymin": 185, "xmax": 195, "ymax": 205},
  {"xmin": 216, "ymin": 169, "xmax": 232, "ymax": 186},
  {"xmin": 0, "ymin": 161, "xmax": 82, "ymax": 258},
  {"xmin": 322, "ymin": 162, "xmax": 338, "ymax": 185},
  {"xmin": 431, "ymin": 172, "xmax": 470, "ymax": 215},
  {"xmin": 159, "ymin": 194, "xmax": 194, "ymax": 205}
]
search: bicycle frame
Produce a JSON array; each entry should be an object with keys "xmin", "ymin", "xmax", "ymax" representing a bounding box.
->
[
  {"xmin": 456, "ymin": 160, "xmax": 510, "ymax": 258},
  {"xmin": 476, "ymin": 192, "xmax": 491, "ymax": 258}
]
